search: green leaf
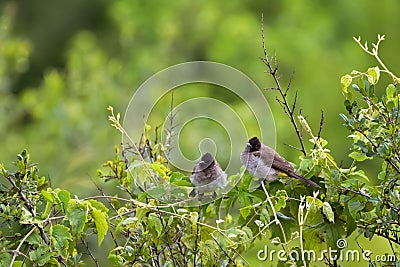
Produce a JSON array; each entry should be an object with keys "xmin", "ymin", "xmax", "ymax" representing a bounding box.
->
[
  {"xmin": 148, "ymin": 213, "xmax": 163, "ymax": 237},
  {"xmin": 274, "ymin": 190, "xmax": 288, "ymax": 211},
  {"xmin": 171, "ymin": 179, "xmax": 192, "ymax": 187},
  {"xmin": 0, "ymin": 253, "xmax": 12, "ymax": 267},
  {"xmin": 322, "ymin": 202, "xmax": 335, "ymax": 223},
  {"xmin": 340, "ymin": 74, "xmax": 352, "ymax": 93},
  {"xmin": 92, "ymin": 208, "xmax": 109, "ymax": 246},
  {"xmin": 20, "ymin": 207, "xmax": 44, "ymax": 226},
  {"xmin": 348, "ymin": 201, "xmax": 365, "ymax": 217},
  {"xmin": 324, "ymin": 222, "xmax": 346, "ymax": 250},
  {"xmin": 306, "ymin": 196, "xmax": 323, "ymax": 208},
  {"xmin": 152, "ymin": 162, "xmax": 167, "ymax": 178},
  {"xmin": 299, "ymin": 158, "xmax": 313, "ymax": 172},
  {"xmin": 348, "ymin": 151, "xmax": 372, "ymax": 162},
  {"xmin": 51, "ymin": 224, "xmax": 72, "ymax": 258},
  {"xmin": 349, "ymin": 170, "xmax": 369, "ymax": 182},
  {"xmin": 26, "ymin": 231, "xmax": 42, "ymax": 245},
  {"xmin": 303, "ymin": 229, "xmax": 323, "ymax": 251},
  {"xmin": 29, "ymin": 245, "xmax": 52, "ymax": 266},
  {"xmin": 56, "ymin": 189, "xmax": 70, "ymax": 212},
  {"xmin": 88, "ymin": 199, "xmax": 109, "ymax": 213},
  {"xmin": 238, "ymin": 191, "xmax": 251, "ymax": 207},
  {"xmin": 41, "ymin": 189, "xmax": 54, "ymax": 202},
  {"xmin": 66, "ymin": 201, "xmax": 87, "ymax": 235},
  {"xmin": 198, "ymin": 240, "xmax": 219, "ymax": 265},
  {"xmin": 146, "ymin": 186, "xmax": 167, "ymax": 199},
  {"xmin": 181, "ymin": 234, "xmax": 196, "ymax": 252},
  {"xmin": 386, "ymin": 84, "xmax": 396, "ymax": 100},
  {"xmin": 108, "ymin": 253, "xmax": 123, "ymax": 266},
  {"xmin": 367, "ymin": 66, "xmax": 380, "ymax": 85},
  {"xmin": 239, "ymin": 206, "xmax": 253, "ymax": 220}
]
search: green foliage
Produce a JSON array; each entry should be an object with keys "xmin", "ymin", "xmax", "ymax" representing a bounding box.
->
[
  {"xmin": 1, "ymin": 2, "xmax": 400, "ymax": 263},
  {"xmin": 0, "ymin": 151, "xmax": 110, "ymax": 266},
  {"xmin": 339, "ymin": 35, "xmax": 400, "ymax": 249},
  {"xmin": 3, "ymin": 1, "xmax": 400, "ymax": 196}
]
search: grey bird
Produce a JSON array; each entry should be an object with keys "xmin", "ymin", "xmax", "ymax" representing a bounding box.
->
[
  {"xmin": 240, "ymin": 137, "xmax": 320, "ymax": 188},
  {"xmin": 189, "ymin": 152, "xmax": 228, "ymax": 199}
]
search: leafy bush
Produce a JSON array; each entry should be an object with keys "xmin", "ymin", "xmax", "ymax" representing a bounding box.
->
[{"xmin": 1, "ymin": 17, "xmax": 399, "ymax": 267}]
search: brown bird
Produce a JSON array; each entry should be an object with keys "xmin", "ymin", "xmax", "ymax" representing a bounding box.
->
[
  {"xmin": 189, "ymin": 152, "xmax": 228, "ymax": 199},
  {"xmin": 240, "ymin": 137, "xmax": 320, "ymax": 188}
]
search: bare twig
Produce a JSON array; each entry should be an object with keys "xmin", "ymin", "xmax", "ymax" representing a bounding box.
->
[
  {"xmin": 261, "ymin": 14, "xmax": 307, "ymax": 156},
  {"xmin": 82, "ymin": 238, "xmax": 100, "ymax": 267}
]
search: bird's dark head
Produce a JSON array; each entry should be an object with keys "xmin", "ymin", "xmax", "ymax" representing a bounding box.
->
[
  {"xmin": 199, "ymin": 152, "xmax": 215, "ymax": 170},
  {"xmin": 248, "ymin": 137, "xmax": 261, "ymax": 152}
]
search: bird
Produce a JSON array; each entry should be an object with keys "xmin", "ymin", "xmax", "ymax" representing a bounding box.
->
[
  {"xmin": 189, "ymin": 152, "xmax": 228, "ymax": 200},
  {"xmin": 240, "ymin": 137, "xmax": 320, "ymax": 188}
]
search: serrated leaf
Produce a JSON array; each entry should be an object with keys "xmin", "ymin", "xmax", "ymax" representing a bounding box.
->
[
  {"xmin": 322, "ymin": 202, "xmax": 335, "ymax": 223},
  {"xmin": 29, "ymin": 246, "xmax": 52, "ymax": 266},
  {"xmin": 66, "ymin": 201, "xmax": 87, "ymax": 235},
  {"xmin": 0, "ymin": 252, "xmax": 12, "ymax": 266},
  {"xmin": 26, "ymin": 231, "xmax": 42, "ymax": 245},
  {"xmin": 148, "ymin": 213, "xmax": 163, "ymax": 237},
  {"xmin": 92, "ymin": 209, "xmax": 109, "ymax": 246},
  {"xmin": 51, "ymin": 224, "xmax": 72, "ymax": 258},
  {"xmin": 198, "ymin": 240, "xmax": 219, "ymax": 265}
]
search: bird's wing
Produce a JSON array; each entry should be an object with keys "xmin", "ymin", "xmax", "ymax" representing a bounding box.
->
[
  {"xmin": 259, "ymin": 145, "xmax": 295, "ymax": 174},
  {"xmin": 271, "ymin": 153, "xmax": 295, "ymax": 174}
]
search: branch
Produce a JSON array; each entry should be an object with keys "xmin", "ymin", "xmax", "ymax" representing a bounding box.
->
[
  {"xmin": 81, "ymin": 239, "xmax": 99, "ymax": 267},
  {"xmin": 9, "ymin": 226, "xmax": 37, "ymax": 267},
  {"xmin": 261, "ymin": 14, "xmax": 307, "ymax": 156},
  {"xmin": 5, "ymin": 175, "xmax": 49, "ymax": 245}
]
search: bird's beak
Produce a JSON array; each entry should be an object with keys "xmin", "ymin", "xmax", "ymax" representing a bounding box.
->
[{"xmin": 245, "ymin": 142, "xmax": 251, "ymax": 150}]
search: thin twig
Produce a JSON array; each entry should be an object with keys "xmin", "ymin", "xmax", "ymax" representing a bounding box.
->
[
  {"xmin": 261, "ymin": 14, "xmax": 307, "ymax": 156},
  {"xmin": 9, "ymin": 226, "xmax": 37, "ymax": 267},
  {"xmin": 82, "ymin": 238, "xmax": 100, "ymax": 267}
]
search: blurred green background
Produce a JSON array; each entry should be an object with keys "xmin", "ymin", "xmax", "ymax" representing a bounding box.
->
[
  {"xmin": 2, "ymin": 0, "xmax": 399, "ymax": 191},
  {"xmin": 0, "ymin": 0, "xmax": 399, "ymax": 265}
]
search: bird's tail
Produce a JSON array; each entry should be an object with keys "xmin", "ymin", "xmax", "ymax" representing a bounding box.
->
[{"xmin": 290, "ymin": 172, "xmax": 321, "ymax": 188}]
